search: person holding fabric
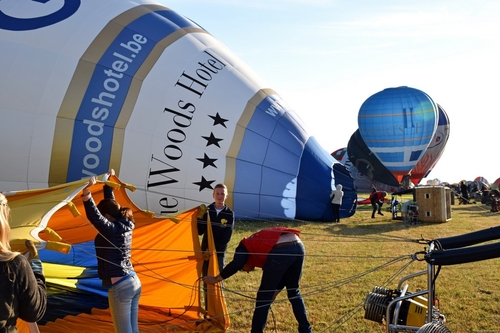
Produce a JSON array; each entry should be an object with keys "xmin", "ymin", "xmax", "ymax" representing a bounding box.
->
[
  {"xmin": 81, "ymin": 170, "xmax": 142, "ymax": 333},
  {"xmin": 0, "ymin": 192, "xmax": 47, "ymax": 332},
  {"xmin": 203, "ymin": 227, "xmax": 312, "ymax": 333},
  {"xmin": 330, "ymin": 184, "xmax": 344, "ymax": 223},
  {"xmin": 197, "ymin": 183, "xmax": 235, "ymax": 276},
  {"xmin": 197, "ymin": 183, "xmax": 234, "ymax": 311}
]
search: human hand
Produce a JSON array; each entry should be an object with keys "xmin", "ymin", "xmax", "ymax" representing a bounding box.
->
[
  {"xmin": 25, "ymin": 240, "xmax": 39, "ymax": 260},
  {"xmin": 202, "ymin": 275, "xmax": 221, "ymax": 285},
  {"xmin": 85, "ymin": 176, "xmax": 97, "ymax": 187},
  {"xmin": 108, "ymin": 169, "xmax": 115, "ymax": 176},
  {"xmin": 83, "ymin": 176, "xmax": 97, "ymax": 191},
  {"xmin": 82, "ymin": 176, "xmax": 97, "ymax": 199},
  {"xmin": 197, "ymin": 204, "xmax": 207, "ymax": 219}
]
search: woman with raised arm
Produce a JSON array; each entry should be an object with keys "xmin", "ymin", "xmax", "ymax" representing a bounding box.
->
[{"xmin": 81, "ymin": 170, "xmax": 141, "ymax": 333}]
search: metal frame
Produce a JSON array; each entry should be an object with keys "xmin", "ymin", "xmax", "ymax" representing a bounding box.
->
[{"xmin": 383, "ymin": 242, "xmax": 443, "ymax": 332}]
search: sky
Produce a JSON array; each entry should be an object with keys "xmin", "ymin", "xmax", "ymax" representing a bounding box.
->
[{"xmin": 158, "ymin": 0, "xmax": 500, "ymax": 185}]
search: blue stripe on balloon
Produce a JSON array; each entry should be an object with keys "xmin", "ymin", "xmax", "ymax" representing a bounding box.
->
[
  {"xmin": 66, "ymin": 9, "xmax": 200, "ymax": 181},
  {"xmin": 296, "ymin": 136, "xmax": 336, "ymax": 221}
]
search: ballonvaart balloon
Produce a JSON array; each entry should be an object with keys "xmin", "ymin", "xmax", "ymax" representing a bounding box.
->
[
  {"xmin": 357, "ymin": 86, "xmax": 439, "ymax": 182},
  {"xmin": 0, "ymin": 0, "xmax": 345, "ymax": 220}
]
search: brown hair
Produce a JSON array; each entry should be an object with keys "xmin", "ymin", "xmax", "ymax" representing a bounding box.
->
[
  {"xmin": 97, "ymin": 199, "xmax": 134, "ymax": 222},
  {"xmin": 214, "ymin": 183, "xmax": 227, "ymax": 192}
]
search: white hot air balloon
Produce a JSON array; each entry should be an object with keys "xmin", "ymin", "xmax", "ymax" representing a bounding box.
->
[{"xmin": 0, "ymin": 0, "xmax": 353, "ymax": 221}]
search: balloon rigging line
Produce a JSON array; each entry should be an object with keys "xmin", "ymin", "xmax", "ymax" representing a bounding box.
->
[
  {"xmin": 196, "ymin": 219, "xmax": 431, "ymax": 244},
  {"xmin": 55, "ymin": 235, "xmax": 206, "ymax": 330},
  {"xmin": 207, "ymin": 255, "xmax": 410, "ymax": 301},
  {"xmin": 44, "ymin": 188, "xmax": 494, "ymax": 331},
  {"xmin": 43, "ymin": 246, "xmax": 205, "ymax": 331},
  {"xmin": 55, "ymin": 189, "xmax": 427, "ymax": 331},
  {"xmin": 131, "ymin": 280, "xmax": 204, "ymax": 332},
  {"xmin": 129, "ymin": 246, "xmax": 412, "ymax": 261},
  {"xmin": 61, "ymin": 230, "xmax": 421, "ymax": 333},
  {"xmin": 320, "ymin": 302, "xmax": 364, "ymax": 333},
  {"xmin": 300, "ymin": 255, "xmax": 413, "ymax": 297},
  {"xmin": 60, "ymin": 236, "xmax": 197, "ymax": 290},
  {"xmin": 65, "ymin": 214, "xmax": 414, "ymax": 293},
  {"xmin": 207, "ymin": 255, "xmax": 417, "ymax": 333},
  {"xmin": 63, "ymin": 210, "xmax": 419, "ymax": 332},
  {"xmin": 65, "ymin": 210, "xmax": 423, "ymax": 292},
  {"xmin": 217, "ymin": 255, "xmax": 412, "ymax": 298},
  {"xmin": 317, "ymin": 258, "xmax": 417, "ymax": 333}
]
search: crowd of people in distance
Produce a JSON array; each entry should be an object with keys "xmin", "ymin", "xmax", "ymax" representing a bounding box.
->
[{"xmin": 453, "ymin": 180, "xmax": 500, "ymax": 212}]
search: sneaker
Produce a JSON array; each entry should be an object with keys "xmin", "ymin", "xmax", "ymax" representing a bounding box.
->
[{"xmin": 378, "ymin": 212, "xmax": 384, "ymax": 216}]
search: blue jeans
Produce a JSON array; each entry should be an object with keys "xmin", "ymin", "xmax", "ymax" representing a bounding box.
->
[
  {"xmin": 251, "ymin": 242, "xmax": 312, "ymax": 333},
  {"xmin": 108, "ymin": 273, "xmax": 142, "ymax": 333}
]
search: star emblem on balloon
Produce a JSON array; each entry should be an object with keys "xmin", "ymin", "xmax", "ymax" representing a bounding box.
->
[
  {"xmin": 209, "ymin": 112, "xmax": 228, "ymax": 128},
  {"xmin": 196, "ymin": 153, "xmax": 218, "ymax": 169}
]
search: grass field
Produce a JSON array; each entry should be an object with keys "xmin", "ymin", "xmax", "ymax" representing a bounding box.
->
[{"xmin": 218, "ymin": 200, "xmax": 500, "ymax": 333}]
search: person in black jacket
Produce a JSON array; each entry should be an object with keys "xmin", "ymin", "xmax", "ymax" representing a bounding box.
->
[
  {"xmin": 460, "ymin": 181, "xmax": 469, "ymax": 204},
  {"xmin": 197, "ymin": 183, "xmax": 235, "ymax": 277},
  {"xmin": 197, "ymin": 184, "xmax": 234, "ymax": 310},
  {"xmin": 82, "ymin": 170, "xmax": 141, "ymax": 333},
  {"xmin": 0, "ymin": 192, "xmax": 47, "ymax": 332}
]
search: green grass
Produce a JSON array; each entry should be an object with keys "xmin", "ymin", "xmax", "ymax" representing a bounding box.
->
[{"xmin": 220, "ymin": 202, "xmax": 500, "ymax": 333}]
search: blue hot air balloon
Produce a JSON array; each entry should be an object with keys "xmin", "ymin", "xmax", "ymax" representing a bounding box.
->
[{"xmin": 357, "ymin": 86, "xmax": 439, "ymax": 182}]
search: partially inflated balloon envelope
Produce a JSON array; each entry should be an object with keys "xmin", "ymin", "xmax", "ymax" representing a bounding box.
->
[
  {"xmin": 331, "ymin": 147, "xmax": 349, "ymax": 165},
  {"xmin": 409, "ymin": 104, "xmax": 450, "ymax": 185},
  {"xmin": 357, "ymin": 87, "xmax": 439, "ymax": 182},
  {"xmin": 7, "ymin": 175, "xmax": 229, "ymax": 332},
  {"xmin": 332, "ymin": 147, "xmax": 399, "ymax": 193},
  {"xmin": 0, "ymin": 0, "xmax": 347, "ymax": 220},
  {"xmin": 347, "ymin": 130, "xmax": 400, "ymax": 187},
  {"xmin": 474, "ymin": 176, "xmax": 489, "ymax": 191}
]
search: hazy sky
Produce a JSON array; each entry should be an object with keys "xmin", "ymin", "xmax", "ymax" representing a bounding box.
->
[{"xmin": 159, "ymin": 0, "xmax": 500, "ymax": 185}]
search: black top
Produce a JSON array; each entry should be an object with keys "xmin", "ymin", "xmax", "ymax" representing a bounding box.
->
[{"xmin": 83, "ymin": 185, "xmax": 135, "ymax": 286}]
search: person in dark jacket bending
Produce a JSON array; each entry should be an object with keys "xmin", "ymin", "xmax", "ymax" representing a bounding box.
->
[
  {"xmin": 203, "ymin": 227, "xmax": 312, "ymax": 333},
  {"xmin": 82, "ymin": 170, "xmax": 141, "ymax": 333},
  {"xmin": 0, "ymin": 192, "xmax": 47, "ymax": 333}
]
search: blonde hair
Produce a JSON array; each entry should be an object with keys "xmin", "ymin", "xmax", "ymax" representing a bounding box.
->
[{"xmin": 0, "ymin": 193, "xmax": 18, "ymax": 261}]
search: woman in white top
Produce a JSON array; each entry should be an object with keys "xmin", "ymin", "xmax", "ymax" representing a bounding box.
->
[{"xmin": 330, "ymin": 184, "xmax": 344, "ymax": 223}]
